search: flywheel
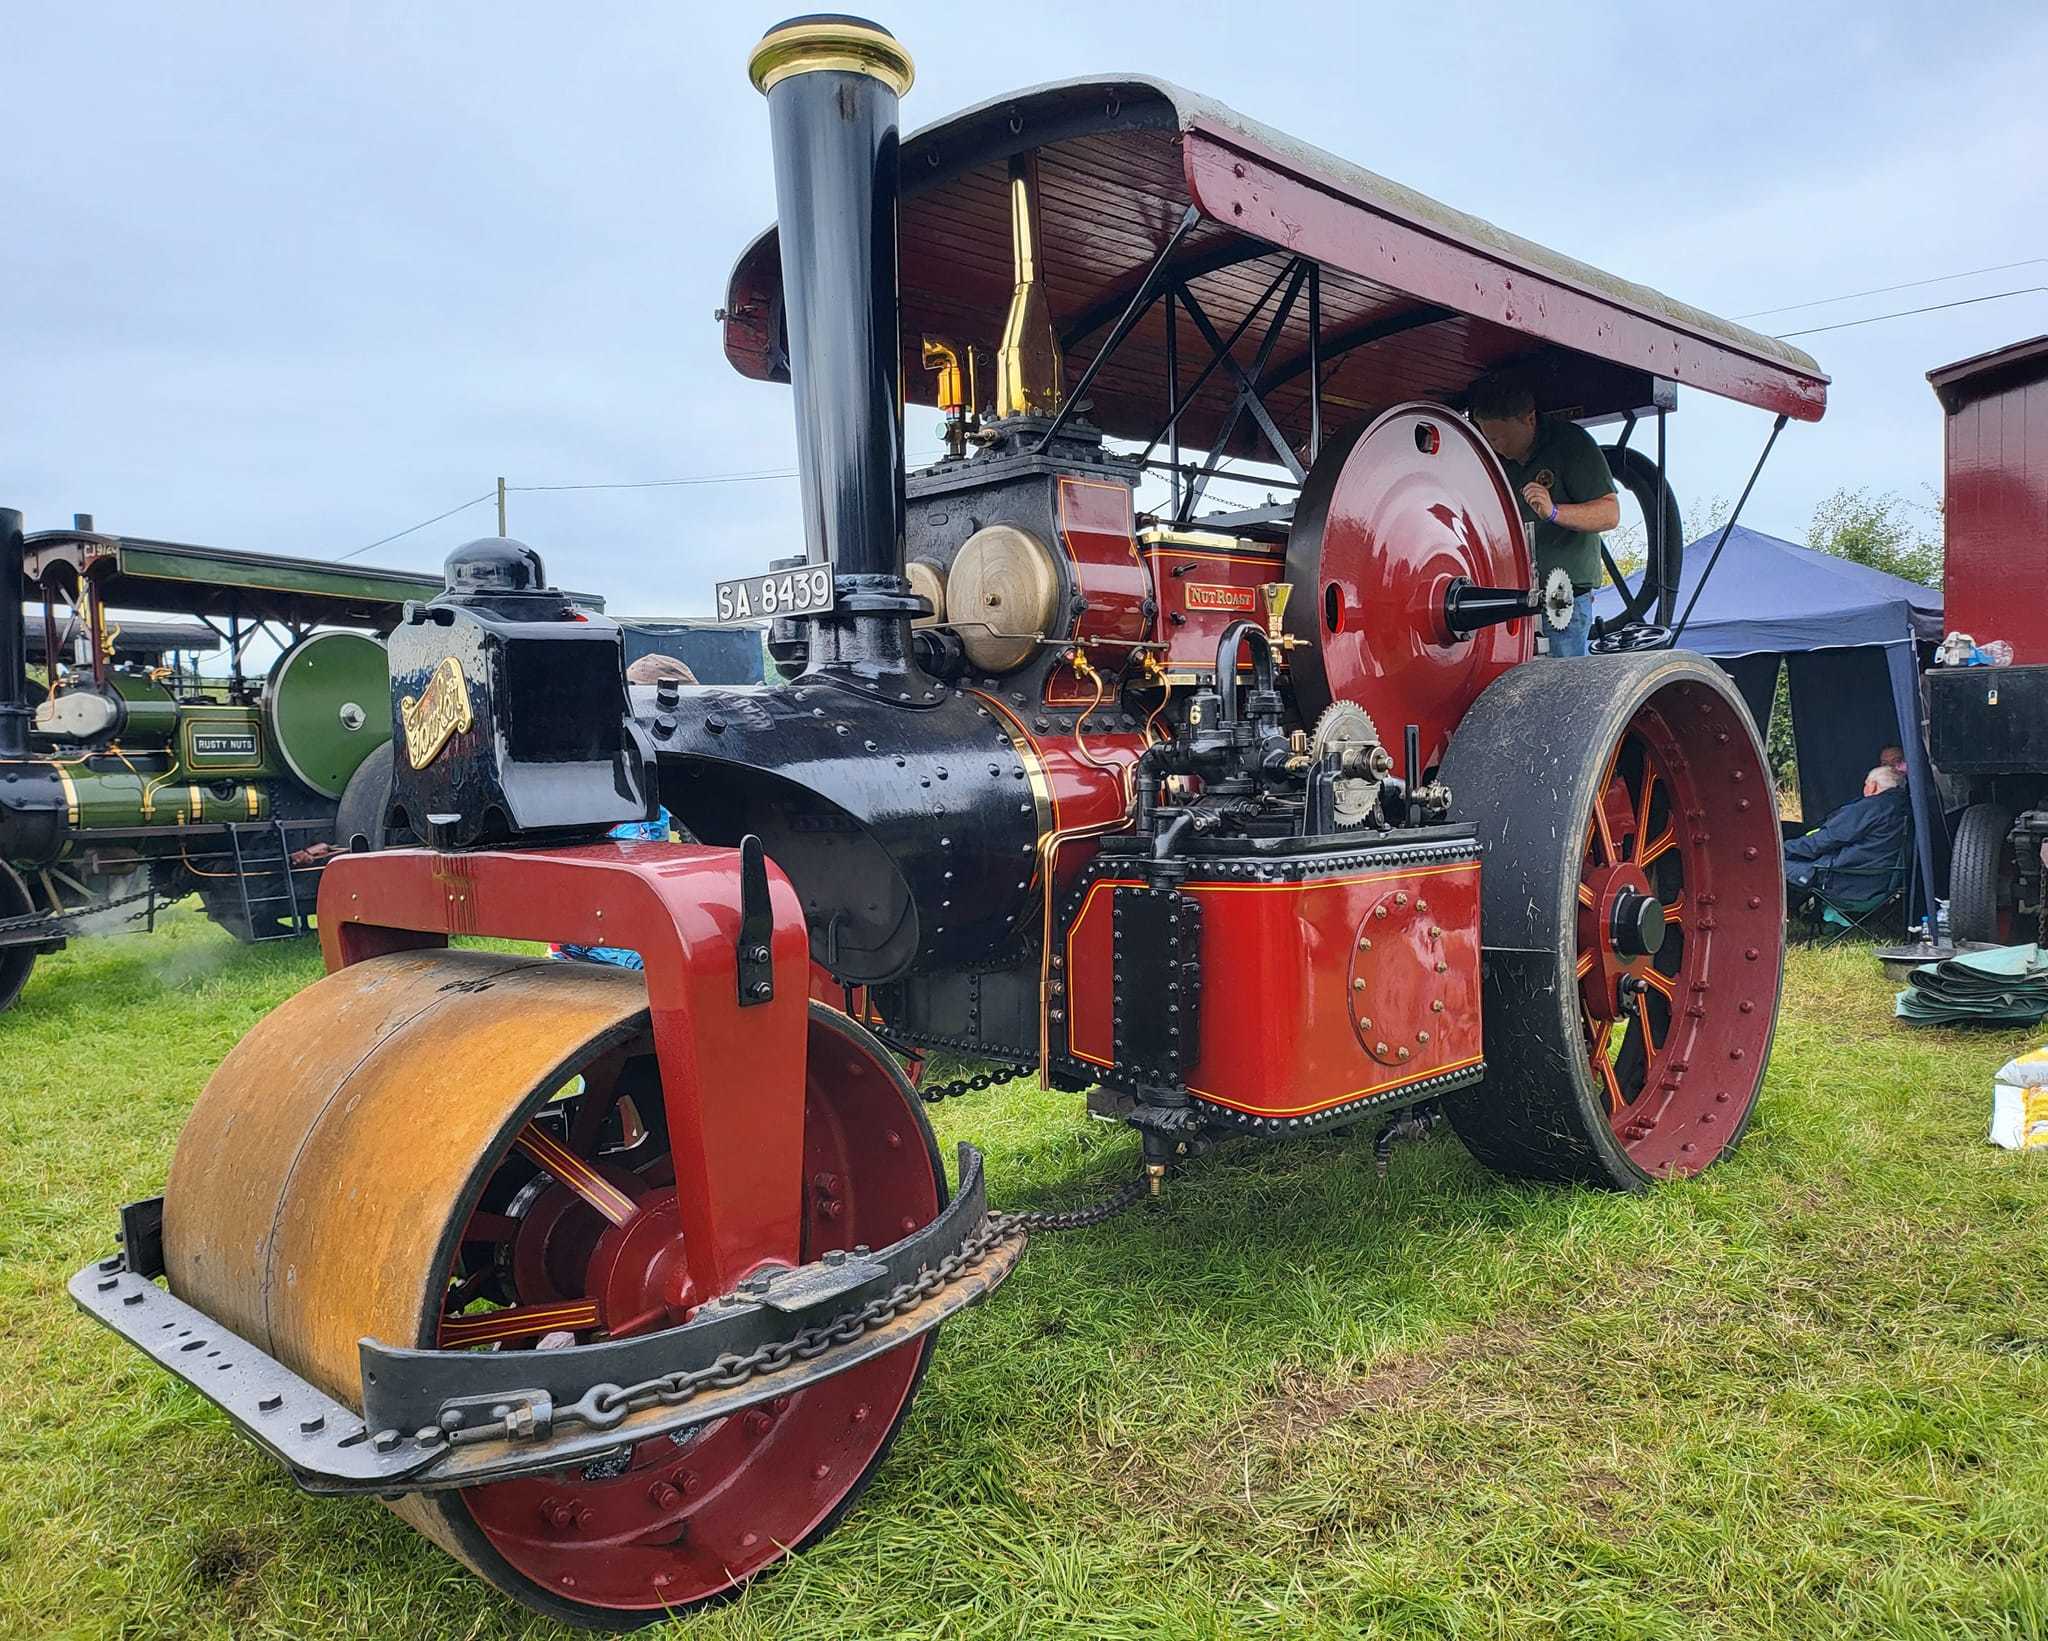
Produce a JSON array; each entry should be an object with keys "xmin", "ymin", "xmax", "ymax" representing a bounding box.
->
[
  {"xmin": 163, "ymin": 948, "xmax": 946, "ymax": 1625},
  {"xmin": 1284, "ymin": 402, "xmax": 1533, "ymax": 774}
]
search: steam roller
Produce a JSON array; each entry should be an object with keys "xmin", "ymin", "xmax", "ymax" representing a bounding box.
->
[{"xmin": 68, "ymin": 7, "xmax": 1831, "ymax": 1629}]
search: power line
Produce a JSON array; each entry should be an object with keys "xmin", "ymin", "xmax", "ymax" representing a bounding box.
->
[
  {"xmin": 506, "ymin": 469, "xmax": 796, "ymax": 493},
  {"xmin": 336, "ymin": 490, "xmax": 494, "ymax": 563},
  {"xmin": 1773, "ymin": 285, "xmax": 2048, "ymax": 339},
  {"xmin": 1734, "ymin": 257, "xmax": 2047, "ymax": 321},
  {"xmin": 339, "ymin": 455, "xmax": 948, "ymax": 565},
  {"xmin": 335, "ymin": 265, "xmax": 2041, "ymax": 563}
]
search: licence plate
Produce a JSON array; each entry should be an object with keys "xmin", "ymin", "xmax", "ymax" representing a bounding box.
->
[{"xmin": 712, "ymin": 564, "xmax": 834, "ymax": 623}]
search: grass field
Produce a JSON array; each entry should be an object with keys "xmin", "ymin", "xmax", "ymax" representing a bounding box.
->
[{"xmin": 3, "ymin": 911, "xmax": 2047, "ymax": 1639}]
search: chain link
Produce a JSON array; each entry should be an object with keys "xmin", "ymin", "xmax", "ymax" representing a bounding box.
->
[
  {"xmin": 913, "ymin": 1061, "xmax": 1029, "ymax": 1105},
  {"xmin": 861, "ymin": 1023, "xmax": 1033, "ymax": 1106},
  {"xmin": 443, "ymin": 1175, "xmax": 1154, "ymax": 1450},
  {"xmin": 0, "ymin": 885, "xmax": 155, "ymax": 941}
]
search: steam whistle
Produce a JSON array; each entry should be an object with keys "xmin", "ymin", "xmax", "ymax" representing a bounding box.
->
[{"xmin": 923, "ymin": 336, "xmax": 980, "ymax": 460}]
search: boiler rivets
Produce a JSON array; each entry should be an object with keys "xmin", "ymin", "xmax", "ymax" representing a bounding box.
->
[{"xmin": 1352, "ymin": 977, "xmax": 1365, "ymax": 991}]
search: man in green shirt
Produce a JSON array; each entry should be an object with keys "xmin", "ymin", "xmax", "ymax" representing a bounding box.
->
[{"xmin": 1466, "ymin": 370, "xmax": 1620, "ymax": 656}]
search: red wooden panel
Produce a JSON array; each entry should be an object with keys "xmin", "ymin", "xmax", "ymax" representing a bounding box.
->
[{"xmin": 1944, "ymin": 372, "xmax": 2048, "ymax": 661}]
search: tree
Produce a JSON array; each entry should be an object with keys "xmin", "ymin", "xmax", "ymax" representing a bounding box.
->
[{"xmin": 1806, "ymin": 486, "xmax": 1943, "ymax": 587}]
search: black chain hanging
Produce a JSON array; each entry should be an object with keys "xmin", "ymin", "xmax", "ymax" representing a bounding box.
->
[{"xmin": 913, "ymin": 1061, "xmax": 1030, "ymax": 1105}]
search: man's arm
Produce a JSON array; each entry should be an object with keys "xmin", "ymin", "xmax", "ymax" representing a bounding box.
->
[
  {"xmin": 1522, "ymin": 424, "xmax": 1621, "ymax": 532},
  {"xmin": 1543, "ymin": 493, "xmax": 1621, "ymax": 532},
  {"xmin": 1783, "ymin": 797, "xmax": 1868, "ymax": 869}
]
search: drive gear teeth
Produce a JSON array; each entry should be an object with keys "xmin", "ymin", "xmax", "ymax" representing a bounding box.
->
[{"xmin": 1308, "ymin": 700, "xmax": 1388, "ymax": 827}]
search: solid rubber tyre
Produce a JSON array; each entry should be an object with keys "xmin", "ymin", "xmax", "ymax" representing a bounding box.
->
[{"xmin": 1437, "ymin": 651, "xmax": 1785, "ymax": 1188}]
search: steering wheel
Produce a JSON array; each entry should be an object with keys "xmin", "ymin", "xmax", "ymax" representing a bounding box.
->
[{"xmin": 1598, "ymin": 444, "xmax": 1684, "ymax": 627}]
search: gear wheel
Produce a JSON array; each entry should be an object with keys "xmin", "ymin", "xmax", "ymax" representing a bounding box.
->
[{"xmin": 1309, "ymin": 701, "xmax": 1388, "ymax": 827}]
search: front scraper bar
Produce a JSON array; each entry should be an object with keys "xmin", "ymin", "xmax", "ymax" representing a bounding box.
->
[{"xmin": 70, "ymin": 1143, "xmax": 1018, "ymax": 1495}]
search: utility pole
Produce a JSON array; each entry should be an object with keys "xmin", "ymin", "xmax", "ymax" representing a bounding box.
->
[{"xmin": 496, "ymin": 476, "xmax": 508, "ymax": 537}]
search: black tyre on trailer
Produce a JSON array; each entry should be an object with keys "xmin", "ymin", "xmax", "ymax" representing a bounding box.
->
[{"xmin": 1949, "ymin": 802, "xmax": 2018, "ymax": 945}]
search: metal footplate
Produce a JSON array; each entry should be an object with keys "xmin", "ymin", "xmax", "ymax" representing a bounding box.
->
[{"xmin": 70, "ymin": 1143, "xmax": 1020, "ymax": 1496}]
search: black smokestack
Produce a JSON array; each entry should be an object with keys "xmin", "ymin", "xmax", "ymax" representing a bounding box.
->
[
  {"xmin": 0, "ymin": 509, "xmax": 27, "ymax": 758},
  {"xmin": 750, "ymin": 16, "xmax": 922, "ymax": 668}
]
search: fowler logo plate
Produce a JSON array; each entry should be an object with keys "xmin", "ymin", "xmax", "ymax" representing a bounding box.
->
[{"xmin": 400, "ymin": 656, "xmax": 473, "ymax": 769}]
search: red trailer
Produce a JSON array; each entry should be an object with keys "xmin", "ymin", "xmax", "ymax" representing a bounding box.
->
[
  {"xmin": 1926, "ymin": 338, "xmax": 2048, "ymax": 940},
  {"xmin": 74, "ymin": 17, "xmax": 1826, "ymax": 1627}
]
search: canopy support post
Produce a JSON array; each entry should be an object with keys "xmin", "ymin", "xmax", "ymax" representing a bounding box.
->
[
  {"xmin": 1136, "ymin": 257, "xmax": 1298, "ymax": 466},
  {"xmin": 1654, "ymin": 405, "xmax": 1670, "ymax": 624},
  {"xmin": 1307, "ymin": 264, "xmax": 1322, "ymax": 464},
  {"xmin": 1034, "ymin": 205, "xmax": 1199, "ymax": 453},
  {"xmin": 1667, "ymin": 413, "xmax": 1787, "ymax": 649},
  {"xmin": 1175, "ymin": 263, "xmax": 1309, "ymax": 524},
  {"xmin": 1165, "ymin": 289, "xmax": 1180, "ymax": 519}
]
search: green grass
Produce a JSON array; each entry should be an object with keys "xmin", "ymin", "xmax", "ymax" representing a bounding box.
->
[{"xmin": 4, "ymin": 914, "xmax": 2048, "ymax": 1639}]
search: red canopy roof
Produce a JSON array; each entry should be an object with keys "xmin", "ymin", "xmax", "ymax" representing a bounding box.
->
[{"xmin": 724, "ymin": 77, "xmax": 1826, "ymax": 461}]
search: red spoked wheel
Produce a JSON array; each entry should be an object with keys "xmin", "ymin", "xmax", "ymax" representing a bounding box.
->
[
  {"xmin": 163, "ymin": 954, "xmax": 945, "ymax": 1628},
  {"xmin": 1437, "ymin": 651, "xmax": 1784, "ymax": 1187}
]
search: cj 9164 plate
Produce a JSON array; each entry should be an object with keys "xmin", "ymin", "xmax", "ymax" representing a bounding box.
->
[{"xmin": 714, "ymin": 564, "xmax": 834, "ymax": 622}]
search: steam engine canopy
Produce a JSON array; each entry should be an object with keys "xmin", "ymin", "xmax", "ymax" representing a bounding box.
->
[{"xmin": 1285, "ymin": 405, "xmax": 1533, "ymax": 773}]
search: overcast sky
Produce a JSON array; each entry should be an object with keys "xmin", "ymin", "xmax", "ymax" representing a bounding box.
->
[{"xmin": 8, "ymin": 1, "xmax": 2046, "ymax": 618}]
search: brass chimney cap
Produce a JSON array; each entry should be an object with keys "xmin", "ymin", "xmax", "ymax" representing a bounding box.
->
[{"xmin": 749, "ymin": 15, "xmax": 914, "ymax": 97}]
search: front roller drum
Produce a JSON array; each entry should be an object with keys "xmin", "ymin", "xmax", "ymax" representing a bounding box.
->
[
  {"xmin": 1438, "ymin": 651, "xmax": 1785, "ymax": 1187},
  {"xmin": 162, "ymin": 948, "xmax": 949, "ymax": 1627}
]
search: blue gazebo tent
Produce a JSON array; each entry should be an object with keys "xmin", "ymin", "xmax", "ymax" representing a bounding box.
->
[{"xmin": 1594, "ymin": 525, "xmax": 1943, "ymax": 919}]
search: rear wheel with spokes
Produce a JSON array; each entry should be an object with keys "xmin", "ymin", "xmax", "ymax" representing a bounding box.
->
[{"xmin": 1439, "ymin": 651, "xmax": 1784, "ymax": 1187}]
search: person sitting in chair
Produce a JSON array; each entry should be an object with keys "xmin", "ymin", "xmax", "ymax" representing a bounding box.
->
[{"xmin": 1784, "ymin": 764, "xmax": 1910, "ymax": 905}]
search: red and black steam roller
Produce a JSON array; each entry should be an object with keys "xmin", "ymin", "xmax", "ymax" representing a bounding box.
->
[{"xmin": 73, "ymin": 11, "xmax": 1821, "ymax": 1626}]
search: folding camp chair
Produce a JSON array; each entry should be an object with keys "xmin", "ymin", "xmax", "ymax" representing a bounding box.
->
[{"xmin": 1790, "ymin": 849, "xmax": 1912, "ymax": 947}]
